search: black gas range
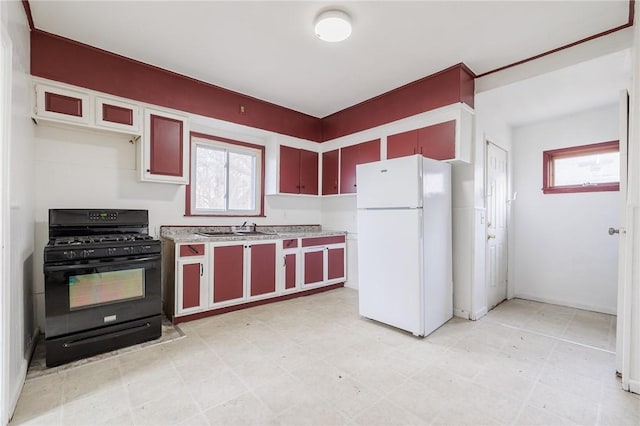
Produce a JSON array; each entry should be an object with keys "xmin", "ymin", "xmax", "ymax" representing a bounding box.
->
[{"xmin": 44, "ymin": 209, "xmax": 162, "ymax": 367}]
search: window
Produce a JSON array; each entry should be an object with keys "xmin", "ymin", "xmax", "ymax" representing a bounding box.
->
[
  {"xmin": 542, "ymin": 141, "xmax": 619, "ymax": 194},
  {"xmin": 187, "ymin": 133, "xmax": 264, "ymax": 216}
]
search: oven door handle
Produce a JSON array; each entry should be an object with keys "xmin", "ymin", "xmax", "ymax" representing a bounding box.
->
[
  {"xmin": 44, "ymin": 255, "xmax": 161, "ymax": 272},
  {"xmin": 62, "ymin": 321, "xmax": 152, "ymax": 348}
]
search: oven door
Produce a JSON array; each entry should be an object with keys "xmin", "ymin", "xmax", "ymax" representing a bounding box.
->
[{"xmin": 44, "ymin": 254, "xmax": 161, "ymax": 338}]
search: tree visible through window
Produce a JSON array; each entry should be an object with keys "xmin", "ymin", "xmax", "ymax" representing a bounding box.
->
[
  {"xmin": 188, "ymin": 135, "xmax": 263, "ymax": 216},
  {"xmin": 542, "ymin": 141, "xmax": 620, "ymax": 194}
]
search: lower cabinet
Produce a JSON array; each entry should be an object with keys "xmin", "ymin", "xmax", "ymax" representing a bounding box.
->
[
  {"xmin": 212, "ymin": 244, "xmax": 245, "ymax": 304},
  {"xmin": 302, "ymin": 236, "xmax": 347, "ymax": 287},
  {"xmin": 175, "ymin": 244, "xmax": 208, "ymax": 316},
  {"xmin": 172, "ymin": 235, "xmax": 346, "ymax": 321},
  {"xmin": 248, "ymin": 242, "xmax": 277, "ymax": 297}
]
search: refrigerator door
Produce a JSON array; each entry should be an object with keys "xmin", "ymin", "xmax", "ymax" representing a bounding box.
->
[
  {"xmin": 357, "ymin": 208, "xmax": 424, "ymax": 336},
  {"xmin": 356, "ymin": 155, "xmax": 422, "ymax": 209}
]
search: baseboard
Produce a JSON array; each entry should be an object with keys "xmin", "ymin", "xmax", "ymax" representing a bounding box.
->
[
  {"xmin": 513, "ymin": 293, "xmax": 616, "ymax": 315},
  {"xmin": 629, "ymin": 379, "xmax": 640, "ymax": 395},
  {"xmin": 471, "ymin": 306, "xmax": 488, "ymax": 321},
  {"xmin": 453, "ymin": 308, "xmax": 469, "ymax": 320}
]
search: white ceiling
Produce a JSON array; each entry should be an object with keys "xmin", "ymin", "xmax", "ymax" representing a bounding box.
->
[
  {"xmin": 477, "ymin": 50, "xmax": 631, "ymax": 128},
  {"xmin": 29, "ymin": 1, "xmax": 630, "ymax": 118}
]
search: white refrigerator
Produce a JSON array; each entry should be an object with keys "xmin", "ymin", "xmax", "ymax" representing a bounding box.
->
[{"xmin": 356, "ymin": 155, "xmax": 452, "ymax": 337}]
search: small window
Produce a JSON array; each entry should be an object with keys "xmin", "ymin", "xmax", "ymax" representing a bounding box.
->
[
  {"xmin": 542, "ymin": 141, "xmax": 619, "ymax": 194},
  {"xmin": 187, "ymin": 133, "xmax": 264, "ymax": 216}
]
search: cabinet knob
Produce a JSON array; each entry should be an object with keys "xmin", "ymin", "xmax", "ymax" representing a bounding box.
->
[{"xmin": 146, "ymin": 169, "xmax": 150, "ymax": 172}]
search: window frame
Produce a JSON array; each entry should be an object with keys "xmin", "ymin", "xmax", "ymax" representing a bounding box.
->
[
  {"xmin": 186, "ymin": 132, "xmax": 265, "ymax": 217},
  {"xmin": 542, "ymin": 140, "xmax": 620, "ymax": 194}
]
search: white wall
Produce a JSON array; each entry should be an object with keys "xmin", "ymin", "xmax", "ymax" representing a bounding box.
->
[
  {"xmin": 1, "ymin": 0, "xmax": 36, "ymax": 423},
  {"xmin": 511, "ymin": 104, "xmax": 620, "ymax": 314}
]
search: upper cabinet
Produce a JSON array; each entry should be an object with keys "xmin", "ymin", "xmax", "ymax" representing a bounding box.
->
[
  {"xmin": 33, "ymin": 79, "xmax": 193, "ymax": 185},
  {"xmin": 95, "ymin": 96, "xmax": 141, "ymax": 133},
  {"xmin": 386, "ymin": 108, "xmax": 473, "ymax": 163},
  {"xmin": 322, "ymin": 149, "xmax": 339, "ymax": 195},
  {"xmin": 140, "ymin": 108, "xmax": 190, "ymax": 184},
  {"xmin": 34, "ymin": 82, "xmax": 141, "ymax": 133},
  {"xmin": 388, "ymin": 121, "xmax": 455, "ymax": 161},
  {"xmin": 34, "ymin": 84, "xmax": 91, "ymax": 126},
  {"xmin": 278, "ymin": 146, "xmax": 319, "ymax": 195},
  {"xmin": 340, "ymin": 139, "xmax": 380, "ymax": 194}
]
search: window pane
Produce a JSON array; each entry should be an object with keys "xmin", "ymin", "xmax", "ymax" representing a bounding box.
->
[
  {"xmin": 554, "ymin": 152, "xmax": 619, "ymax": 186},
  {"xmin": 195, "ymin": 145, "xmax": 226, "ymax": 210},
  {"xmin": 228, "ymin": 151, "xmax": 256, "ymax": 210}
]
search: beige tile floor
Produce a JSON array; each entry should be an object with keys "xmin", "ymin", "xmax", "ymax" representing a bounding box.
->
[{"xmin": 10, "ymin": 288, "xmax": 639, "ymax": 426}]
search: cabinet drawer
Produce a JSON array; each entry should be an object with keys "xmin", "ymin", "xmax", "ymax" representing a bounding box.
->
[
  {"xmin": 301, "ymin": 235, "xmax": 345, "ymax": 247},
  {"xmin": 179, "ymin": 244, "xmax": 205, "ymax": 257},
  {"xmin": 282, "ymin": 239, "xmax": 298, "ymax": 249}
]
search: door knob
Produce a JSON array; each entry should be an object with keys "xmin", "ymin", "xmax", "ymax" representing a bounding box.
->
[
  {"xmin": 608, "ymin": 227, "xmax": 620, "ymax": 235},
  {"xmin": 487, "ymin": 234, "xmax": 496, "ymax": 240}
]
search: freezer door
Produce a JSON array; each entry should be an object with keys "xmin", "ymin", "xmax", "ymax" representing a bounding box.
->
[
  {"xmin": 356, "ymin": 155, "xmax": 422, "ymax": 209},
  {"xmin": 357, "ymin": 208, "xmax": 424, "ymax": 335}
]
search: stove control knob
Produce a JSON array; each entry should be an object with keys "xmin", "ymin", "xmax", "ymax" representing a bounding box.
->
[
  {"xmin": 107, "ymin": 248, "xmax": 117, "ymax": 256},
  {"xmin": 64, "ymin": 251, "xmax": 76, "ymax": 259},
  {"xmin": 81, "ymin": 249, "xmax": 94, "ymax": 259}
]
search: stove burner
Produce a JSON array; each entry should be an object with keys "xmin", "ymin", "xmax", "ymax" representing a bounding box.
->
[{"xmin": 50, "ymin": 234, "xmax": 155, "ymax": 246}]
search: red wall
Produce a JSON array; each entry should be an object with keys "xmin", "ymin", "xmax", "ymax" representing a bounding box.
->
[
  {"xmin": 321, "ymin": 64, "xmax": 475, "ymax": 141},
  {"xmin": 30, "ymin": 30, "xmax": 475, "ymax": 143}
]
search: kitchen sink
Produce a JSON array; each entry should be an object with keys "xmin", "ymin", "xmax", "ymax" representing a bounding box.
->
[
  {"xmin": 234, "ymin": 230, "xmax": 278, "ymax": 236},
  {"xmin": 197, "ymin": 231, "xmax": 277, "ymax": 237},
  {"xmin": 196, "ymin": 231, "xmax": 237, "ymax": 237}
]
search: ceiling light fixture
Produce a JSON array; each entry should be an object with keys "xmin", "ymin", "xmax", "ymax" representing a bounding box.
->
[{"xmin": 314, "ymin": 10, "xmax": 352, "ymax": 42}]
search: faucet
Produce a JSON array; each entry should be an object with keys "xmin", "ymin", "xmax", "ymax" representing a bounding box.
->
[{"xmin": 251, "ymin": 223, "xmax": 257, "ymax": 232}]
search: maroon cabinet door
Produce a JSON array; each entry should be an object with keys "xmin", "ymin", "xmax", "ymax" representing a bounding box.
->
[
  {"xmin": 340, "ymin": 144, "xmax": 359, "ymax": 194},
  {"xmin": 149, "ymin": 114, "xmax": 184, "ymax": 177},
  {"xmin": 387, "ymin": 129, "xmax": 418, "ymax": 159},
  {"xmin": 327, "ymin": 247, "xmax": 345, "ymax": 280},
  {"xmin": 279, "ymin": 145, "xmax": 301, "ymax": 193},
  {"xmin": 299, "ymin": 149, "xmax": 319, "ymax": 195},
  {"xmin": 250, "ymin": 243, "xmax": 276, "ymax": 296},
  {"xmin": 181, "ymin": 262, "xmax": 201, "ymax": 309},
  {"xmin": 284, "ymin": 253, "xmax": 297, "ymax": 290},
  {"xmin": 340, "ymin": 139, "xmax": 380, "ymax": 194},
  {"xmin": 45, "ymin": 91, "xmax": 83, "ymax": 117},
  {"xmin": 322, "ymin": 149, "xmax": 339, "ymax": 195},
  {"xmin": 418, "ymin": 120, "xmax": 456, "ymax": 160},
  {"xmin": 213, "ymin": 245, "xmax": 244, "ymax": 303},
  {"xmin": 303, "ymin": 250, "xmax": 324, "ymax": 285},
  {"xmin": 101, "ymin": 103, "xmax": 134, "ymax": 126}
]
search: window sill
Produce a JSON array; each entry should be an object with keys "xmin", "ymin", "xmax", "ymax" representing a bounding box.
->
[{"xmin": 542, "ymin": 183, "xmax": 619, "ymax": 194}]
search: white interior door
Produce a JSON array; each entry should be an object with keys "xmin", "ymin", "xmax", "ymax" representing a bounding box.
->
[{"xmin": 486, "ymin": 142, "xmax": 508, "ymax": 309}]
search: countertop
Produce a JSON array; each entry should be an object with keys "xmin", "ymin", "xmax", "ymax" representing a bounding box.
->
[{"xmin": 160, "ymin": 225, "xmax": 347, "ymax": 243}]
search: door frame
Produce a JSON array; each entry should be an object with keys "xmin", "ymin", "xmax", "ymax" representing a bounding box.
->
[
  {"xmin": 0, "ymin": 26, "xmax": 13, "ymax": 426},
  {"xmin": 616, "ymin": 89, "xmax": 632, "ymax": 391},
  {"xmin": 484, "ymin": 139, "xmax": 510, "ymax": 309}
]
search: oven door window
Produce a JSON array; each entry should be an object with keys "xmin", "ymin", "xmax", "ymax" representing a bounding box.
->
[{"xmin": 69, "ymin": 268, "xmax": 145, "ymax": 310}]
